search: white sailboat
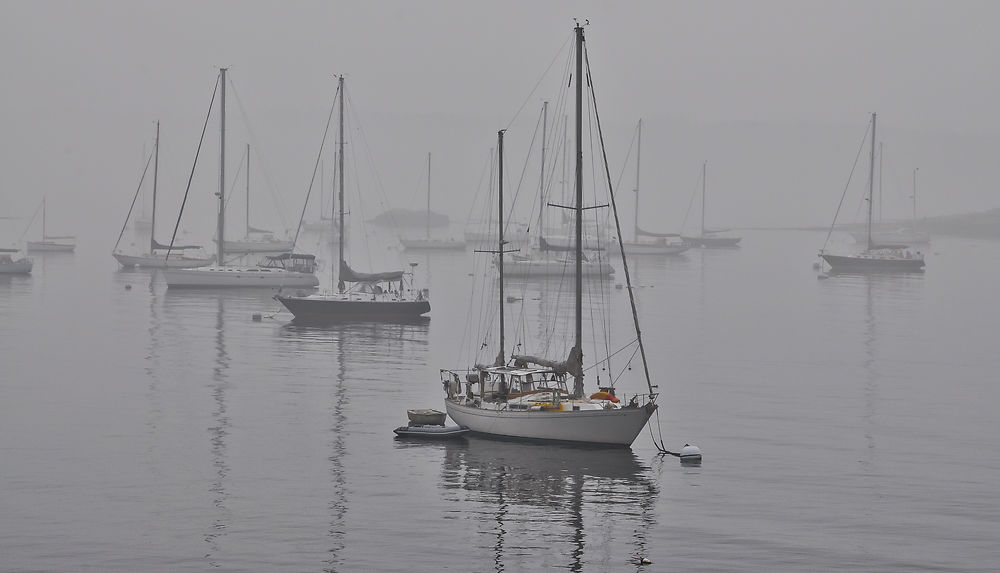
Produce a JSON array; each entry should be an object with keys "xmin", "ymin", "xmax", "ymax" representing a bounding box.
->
[
  {"xmin": 220, "ymin": 144, "xmax": 294, "ymax": 254},
  {"xmin": 503, "ymin": 101, "xmax": 614, "ymax": 278},
  {"xmin": 680, "ymin": 161, "xmax": 741, "ymax": 247},
  {"xmin": 163, "ymin": 68, "xmax": 318, "ymax": 289},
  {"xmin": 400, "ymin": 152, "xmax": 465, "ymax": 250},
  {"xmin": 442, "ymin": 24, "xmax": 658, "ymax": 446},
  {"xmin": 849, "ymin": 166, "xmax": 930, "ymax": 245},
  {"xmin": 820, "ymin": 113, "xmax": 925, "ymax": 272},
  {"xmin": 620, "ymin": 119, "xmax": 690, "ymax": 256},
  {"xmin": 0, "ymin": 248, "xmax": 32, "ymax": 274},
  {"xmin": 274, "ymin": 75, "xmax": 429, "ymax": 320},
  {"xmin": 26, "ymin": 197, "xmax": 75, "ymax": 252},
  {"xmin": 112, "ymin": 121, "xmax": 214, "ymax": 269}
]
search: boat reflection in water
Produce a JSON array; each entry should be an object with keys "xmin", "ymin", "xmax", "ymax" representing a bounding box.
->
[{"xmin": 434, "ymin": 437, "xmax": 658, "ymax": 571}]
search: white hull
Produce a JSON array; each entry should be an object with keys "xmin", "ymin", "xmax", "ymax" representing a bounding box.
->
[
  {"xmin": 445, "ymin": 399, "xmax": 656, "ymax": 446},
  {"xmin": 621, "ymin": 241, "xmax": 690, "ymax": 255},
  {"xmin": 850, "ymin": 230, "xmax": 930, "ymax": 245},
  {"xmin": 221, "ymin": 239, "xmax": 294, "ymax": 254},
  {"xmin": 113, "ymin": 252, "xmax": 214, "ymax": 269},
  {"xmin": 0, "ymin": 261, "xmax": 32, "ymax": 274},
  {"xmin": 400, "ymin": 238, "xmax": 466, "ymax": 250},
  {"xmin": 27, "ymin": 241, "xmax": 75, "ymax": 252},
  {"xmin": 163, "ymin": 266, "xmax": 319, "ymax": 288},
  {"xmin": 504, "ymin": 257, "xmax": 614, "ymax": 277}
]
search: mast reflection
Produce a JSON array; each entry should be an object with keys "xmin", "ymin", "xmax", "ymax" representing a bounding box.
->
[{"xmin": 438, "ymin": 438, "xmax": 658, "ymax": 571}]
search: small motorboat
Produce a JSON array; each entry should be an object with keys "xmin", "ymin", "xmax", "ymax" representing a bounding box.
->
[
  {"xmin": 393, "ymin": 425, "xmax": 470, "ymax": 439},
  {"xmin": 407, "ymin": 408, "xmax": 446, "ymax": 426}
]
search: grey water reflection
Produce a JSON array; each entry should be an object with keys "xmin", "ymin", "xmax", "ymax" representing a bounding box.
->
[
  {"xmin": 437, "ymin": 437, "xmax": 657, "ymax": 572},
  {"xmin": 278, "ymin": 318, "xmax": 430, "ymax": 571},
  {"xmin": 207, "ymin": 294, "xmax": 231, "ymax": 567}
]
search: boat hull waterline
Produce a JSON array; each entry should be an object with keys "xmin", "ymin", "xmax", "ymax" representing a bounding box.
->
[
  {"xmin": 163, "ymin": 267, "xmax": 320, "ymax": 288},
  {"xmin": 445, "ymin": 400, "xmax": 657, "ymax": 447},
  {"xmin": 681, "ymin": 236, "xmax": 741, "ymax": 248}
]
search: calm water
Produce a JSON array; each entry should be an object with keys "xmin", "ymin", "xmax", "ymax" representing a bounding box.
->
[{"xmin": 2, "ymin": 229, "xmax": 999, "ymax": 572}]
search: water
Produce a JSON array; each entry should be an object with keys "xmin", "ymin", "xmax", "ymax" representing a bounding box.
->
[{"xmin": 2, "ymin": 229, "xmax": 999, "ymax": 572}]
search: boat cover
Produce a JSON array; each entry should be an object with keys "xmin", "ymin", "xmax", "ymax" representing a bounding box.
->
[
  {"xmin": 339, "ymin": 259, "xmax": 403, "ymax": 283},
  {"xmin": 511, "ymin": 346, "xmax": 583, "ymax": 378},
  {"xmin": 635, "ymin": 226, "xmax": 680, "ymax": 238}
]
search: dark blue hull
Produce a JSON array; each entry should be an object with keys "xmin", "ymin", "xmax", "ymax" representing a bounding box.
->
[
  {"xmin": 820, "ymin": 253, "xmax": 925, "ymax": 272},
  {"xmin": 275, "ymin": 295, "xmax": 430, "ymax": 323}
]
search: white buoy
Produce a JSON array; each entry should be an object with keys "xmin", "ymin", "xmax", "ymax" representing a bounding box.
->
[{"xmin": 679, "ymin": 444, "xmax": 702, "ymax": 464}]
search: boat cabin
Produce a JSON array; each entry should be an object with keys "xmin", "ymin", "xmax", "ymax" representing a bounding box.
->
[
  {"xmin": 261, "ymin": 253, "xmax": 317, "ymax": 273},
  {"xmin": 442, "ymin": 366, "xmax": 569, "ymax": 406}
]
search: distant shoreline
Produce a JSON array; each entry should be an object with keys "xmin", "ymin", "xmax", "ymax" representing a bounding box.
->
[{"xmin": 737, "ymin": 208, "xmax": 1000, "ymax": 240}]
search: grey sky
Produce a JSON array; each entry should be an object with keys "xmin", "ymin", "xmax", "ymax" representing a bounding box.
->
[{"xmin": 3, "ymin": 0, "xmax": 998, "ymax": 245}]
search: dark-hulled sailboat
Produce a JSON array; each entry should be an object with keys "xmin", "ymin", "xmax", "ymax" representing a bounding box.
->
[
  {"xmin": 820, "ymin": 113, "xmax": 925, "ymax": 272},
  {"xmin": 274, "ymin": 75, "xmax": 430, "ymax": 322}
]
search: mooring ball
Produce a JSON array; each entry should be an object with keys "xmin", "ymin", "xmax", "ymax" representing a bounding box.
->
[{"xmin": 679, "ymin": 444, "xmax": 702, "ymax": 463}]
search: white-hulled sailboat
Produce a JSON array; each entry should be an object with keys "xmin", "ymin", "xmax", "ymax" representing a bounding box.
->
[
  {"xmin": 26, "ymin": 197, "xmax": 75, "ymax": 252},
  {"xmin": 620, "ymin": 119, "xmax": 690, "ymax": 256},
  {"xmin": 820, "ymin": 113, "xmax": 925, "ymax": 272},
  {"xmin": 442, "ymin": 24, "xmax": 658, "ymax": 446},
  {"xmin": 400, "ymin": 153, "xmax": 465, "ymax": 251},
  {"xmin": 274, "ymin": 75, "xmax": 429, "ymax": 321},
  {"xmin": 112, "ymin": 121, "xmax": 214, "ymax": 269},
  {"xmin": 163, "ymin": 68, "xmax": 318, "ymax": 289},
  {"xmin": 0, "ymin": 248, "xmax": 32, "ymax": 274},
  {"xmin": 503, "ymin": 101, "xmax": 614, "ymax": 279},
  {"xmin": 680, "ymin": 161, "xmax": 741, "ymax": 248},
  {"xmin": 219, "ymin": 144, "xmax": 294, "ymax": 255}
]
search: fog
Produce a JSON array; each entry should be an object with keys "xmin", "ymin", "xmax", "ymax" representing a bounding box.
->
[{"xmin": 3, "ymin": 0, "xmax": 999, "ymax": 246}]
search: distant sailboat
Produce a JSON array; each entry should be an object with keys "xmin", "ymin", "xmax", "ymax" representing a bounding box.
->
[
  {"xmin": 163, "ymin": 68, "xmax": 318, "ymax": 289},
  {"xmin": 275, "ymin": 75, "xmax": 429, "ymax": 320},
  {"xmin": 0, "ymin": 248, "xmax": 32, "ymax": 274},
  {"xmin": 400, "ymin": 152, "xmax": 465, "ymax": 250},
  {"xmin": 849, "ymin": 165, "xmax": 930, "ymax": 245},
  {"xmin": 220, "ymin": 144, "xmax": 294, "ymax": 255},
  {"xmin": 26, "ymin": 197, "xmax": 75, "ymax": 252},
  {"xmin": 112, "ymin": 121, "xmax": 214, "ymax": 269},
  {"xmin": 681, "ymin": 161, "xmax": 741, "ymax": 248},
  {"xmin": 620, "ymin": 119, "xmax": 690, "ymax": 256},
  {"xmin": 820, "ymin": 113, "xmax": 925, "ymax": 272}
]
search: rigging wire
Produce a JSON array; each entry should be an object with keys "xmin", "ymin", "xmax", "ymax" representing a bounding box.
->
[
  {"xmin": 584, "ymin": 40, "xmax": 666, "ymax": 453},
  {"xmin": 822, "ymin": 118, "xmax": 873, "ymax": 252},
  {"xmin": 504, "ymin": 32, "xmax": 574, "ymax": 131},
  {"xmin": 113, "ymin": 145, "xmax": 155, "ymax": 252},
  {"xmin": 227, "ymin": 74, "xmax": 291, "ymax": 233},
  {"xmin": 167, "ymin": 74, "xmax": 219, "ymax": 260}
]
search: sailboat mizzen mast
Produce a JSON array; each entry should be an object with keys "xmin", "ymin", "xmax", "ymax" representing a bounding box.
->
[{"xmin": 867, "ymin": 112, "xmax": 876, "ymax": 251}]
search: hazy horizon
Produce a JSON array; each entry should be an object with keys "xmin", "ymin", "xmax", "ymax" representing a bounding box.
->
[{"xmin": 3, "ymin": 1, "xmax": 999, "ymax": 247}]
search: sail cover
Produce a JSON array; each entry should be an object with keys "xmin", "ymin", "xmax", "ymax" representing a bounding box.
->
[
  {"xmin": 511, "ymin": 347, "xmax": 583, "ymax": 379},
  {"xmin": 247, "ymin": 225, "xmax": 273, "ymax": 234},
  {"xmin": 152, "ymin": 239, "xmax": 202, "ymax": 250},
  {"xmin": 635, "ymin": 226, "xmax": 680, "ymax": 238},
  {"xmin": 339, "ymin": 259, "xmax": 403, "ymax": 283}
]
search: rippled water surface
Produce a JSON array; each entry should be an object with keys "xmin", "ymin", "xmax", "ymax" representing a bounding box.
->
[{"xmin": 2, "ymin": 230, "xmax": 999, "ymax": 571}]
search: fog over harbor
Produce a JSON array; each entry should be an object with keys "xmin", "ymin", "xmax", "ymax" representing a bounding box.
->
[
  {"xmin": 3, "ymin": 2, "xmax": 1000, "ymax": 572},
  {"xmin": 2, "ymin": 1, "xmax": 999, "ymax": 244}
]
